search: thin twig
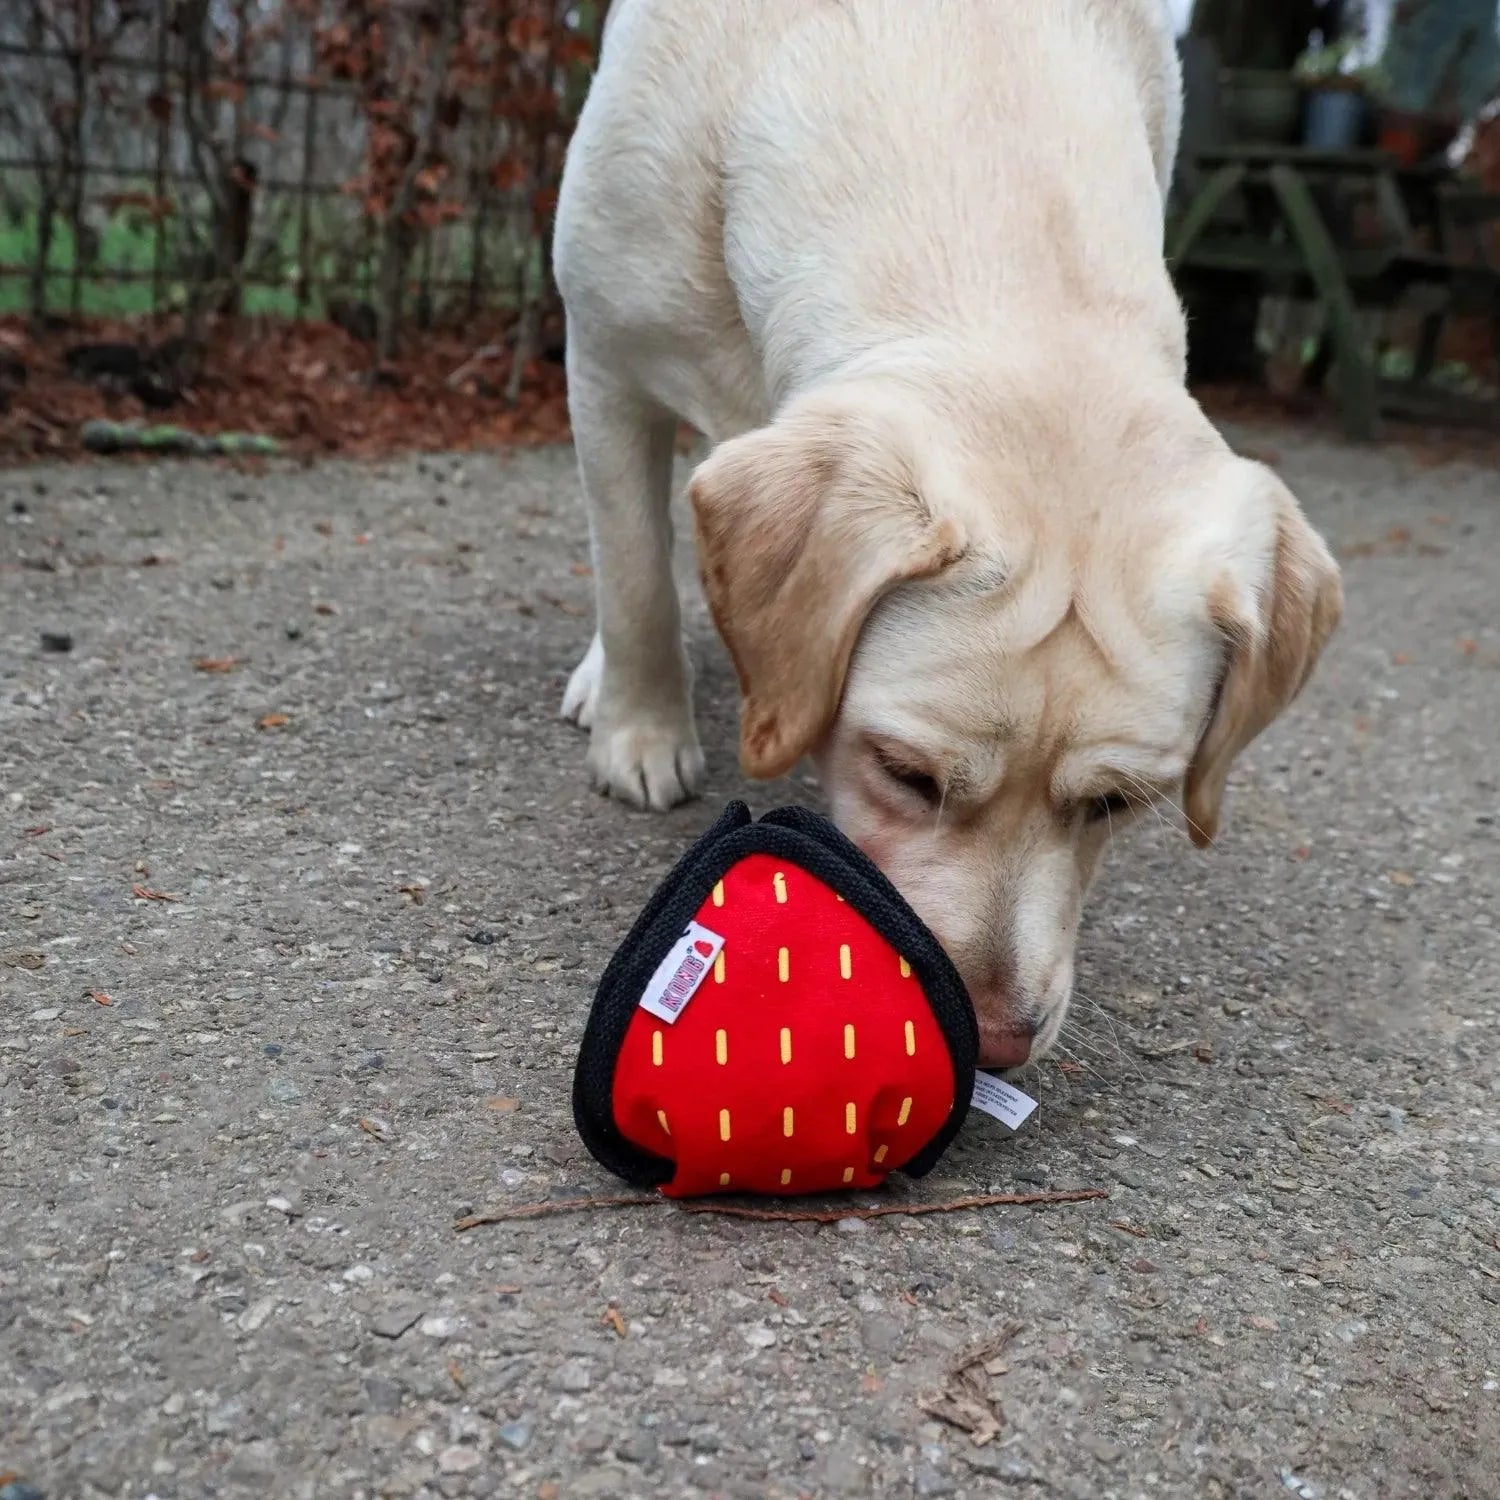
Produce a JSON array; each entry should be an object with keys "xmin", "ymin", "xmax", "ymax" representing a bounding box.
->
[
  {"xmin": 446, "ymin": 343, "xmax": 504, "ymax": 389},
  {"xmin": 454, "ymin": 1186, "xmax": 1107, "ymax": 1232}
]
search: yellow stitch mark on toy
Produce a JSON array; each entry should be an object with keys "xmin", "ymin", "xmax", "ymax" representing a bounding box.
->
[
  {"xmin": 782, "ymin": 1106, "xmax": 794, "ymax": 1138},
  {"xmin": 715, "ymin": 1029, "xmax": 728, "ymax": 1065},
  {"xmin": 651, "ymin": 1032, "xmax": 663, "ymax": 1067},
  {"xmin": 778, "ymin": 947, "xmax": 790, "ymax": 983},
  {"xmin": 899, "ymin": 956, "xmax": 911, "ymax": 978},
  {"xmin": 845, "ymin": 1102, "xmax": 856, "ymax": 1135},
  {"xmin": 773, "ymin": 871, "xmax": 788, "ymax": 904},
  {"xmin": 780, "ymin": 1027, "xmax": 792, "ymax": 1064},
  {"xmin": 874, "ymin": 1143, "xmax": 889, "ymax": 1164},
  {"xmin": 657, "ymin": 1109, "xmax": 670, "ymax": 1136},
  {"xmin": 712, "ymin": 880, "xmax": 725, "ymax": 907},
  {"xmin": 843, "ymin": 1023, "xmax": 856, "ymax": 1060},
  {"xmin": 719, "ymin": 1108, "xmax": 731, "ymax": 1142},
  {"xmin": 780, "ymin": 1168, "xmax": 792, "ymax": 1186},
  {"xmin": 839, "ymin": 944, "xmax": 852, "ymax": 980},
  {"xmin": 897, "ymin": 1096, "xmax": 913, "ymax": 1127},
  {"xmin": 904, "ymin": 1019, "xmax": 916, "ymax": 1056},
  {"xmin": 842, "ymin": 1166, "xmax": 855, "ymax": 1184},
  {"xmin": 714, "ymin": 951, "xmax": 726, "ymax": 984},
  {"xmin": 719, "ymin": 1172, "xmax": 730, "ymax": 1187}
]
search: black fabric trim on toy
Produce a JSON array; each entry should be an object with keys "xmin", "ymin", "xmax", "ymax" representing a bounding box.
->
[{"xmin": 573, "ymin": 802, "xmax": 979, "ymax": 1189}]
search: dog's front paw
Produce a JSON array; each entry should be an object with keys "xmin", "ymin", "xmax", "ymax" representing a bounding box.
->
[{"xmin": 588, "ymin": 717, "xmax": 705, "ymax": 811}]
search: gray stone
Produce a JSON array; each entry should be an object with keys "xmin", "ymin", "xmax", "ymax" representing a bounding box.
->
[
  {"xmin": 549, "ymin": 1358, "xmax": 592, "ymax": 1393},
  {"xmin": 495, "ymin": 1421, "xmax": 531, "ymax": 1452},
  {"xmin": 370, "ymin": 1303, "xmax": 425, "ymax": 1340}
]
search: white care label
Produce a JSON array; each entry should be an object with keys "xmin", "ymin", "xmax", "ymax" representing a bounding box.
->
[
  {"xmin": 969, "ymin": 1072, "xmax": 1039, "ymax": 1130},
  {"xmin": 637, "ymin": 920, "xmax": 726, "ymax": 1025}
]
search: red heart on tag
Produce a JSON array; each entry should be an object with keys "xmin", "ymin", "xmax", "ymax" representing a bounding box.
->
[{"xmin": 694, "ymin": 940, "xmax": 714, "ymax": 957}]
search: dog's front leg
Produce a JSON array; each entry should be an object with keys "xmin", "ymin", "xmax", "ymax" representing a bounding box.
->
[{"xmin": 560, "ymin": 355, "xmax": 703, "ymax": 810}]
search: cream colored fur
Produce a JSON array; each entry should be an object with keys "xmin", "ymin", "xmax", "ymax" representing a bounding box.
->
[{"xmin": 553, "ymin": 0, "xmax": 1340, "ymax": 1066}]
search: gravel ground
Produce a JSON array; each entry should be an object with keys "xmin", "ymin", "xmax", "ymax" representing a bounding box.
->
[{"xmin": 2, "ymin": 427, "xmax": 1497, "ymax": 1500}]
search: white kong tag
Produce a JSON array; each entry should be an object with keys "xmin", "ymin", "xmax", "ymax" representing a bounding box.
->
[
  {"xmin": 637, "ymin": 921, "xmax": 726, "ymax": 1025},
  {"xmin": 969, "ymin": 1072, "xmax": 1039, "ymax": 1130}
]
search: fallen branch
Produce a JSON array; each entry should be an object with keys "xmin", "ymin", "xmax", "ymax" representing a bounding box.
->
[
  {"xmin": 454, "ymin": 1186, "xmax": 1106, "ymax": 1232},
  {"xmin": 445, "ymin": 343, "xmax": 504, "ymax": 390}
]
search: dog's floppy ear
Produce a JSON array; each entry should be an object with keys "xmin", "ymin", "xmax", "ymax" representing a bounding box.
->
[
  {"xmin": 1184, "ymin": 470, "xmax": 1342, "ymax": 847},
  {"xmin": 690, "ymin": 394, "xmax": 967, "ymax": 779}
]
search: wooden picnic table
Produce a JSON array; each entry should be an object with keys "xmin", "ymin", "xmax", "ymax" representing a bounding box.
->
[{"xmin": 1168, "ymin": 142, "xmax": 1490, "ymax": 439}]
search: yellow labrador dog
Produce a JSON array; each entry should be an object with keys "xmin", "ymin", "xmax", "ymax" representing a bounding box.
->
[{"xmin": 554, "ymin": 0, "xmax": 1341, "ymax": 1068}]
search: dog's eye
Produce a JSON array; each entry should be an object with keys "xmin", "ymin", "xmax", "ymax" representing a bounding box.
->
[
  {"xmin": 1086, "ymin": 791, "xmax": 1134, "ymax": 823},
  {"xmin": 877, "ymin": 756, "xmax": 942, "ymax": 806}
]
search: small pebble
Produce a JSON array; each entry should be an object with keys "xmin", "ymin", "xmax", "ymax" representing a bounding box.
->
[
  {"xmin": 263, "ymin": 1043, "xmax": 283, "ymax": 1058},
  {"xmin": 496, "ymin": 1420, "xmax": 531, "ymax": 1451},
  {"xmin": 370, "ymin": 1302, "xmax": 425, "ymax": 1340},
  {"xmin": 437, "ymin": 1446, "xmax": 481, "ymax": 1474},
  {"xmin": 363, "ymin": 1376, "xmax": 403, "ymax": 1414},
  {"xmin": 550, "ymin": 1357, "xmax": 593, "ymax": 1392},
  {"xmin": 266, "ymin": 1075, "xmax": 302, "ymax": 1106},
  {"xmin": 40, "ymin": 632, "xmax": 73, "ymax": 653}
]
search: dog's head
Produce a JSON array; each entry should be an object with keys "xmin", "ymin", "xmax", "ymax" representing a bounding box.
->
[{"xmin": 690, "ymin": 373, "xmax": 1341, "ymax": 1068}]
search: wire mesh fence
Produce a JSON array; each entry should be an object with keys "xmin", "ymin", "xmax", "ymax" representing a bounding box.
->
[{"xmin": 0, "ymin": 1, "xmax": 600, "ymax": 344}]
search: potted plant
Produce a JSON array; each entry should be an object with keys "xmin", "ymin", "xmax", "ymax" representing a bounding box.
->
[
  {"xmin": 1294, "ymin": 37, "xmax": 1380, "ymax": 151},
  {"xmin": 1222, "ymin": 67, "xmax": 1303, "ymax": 145}
]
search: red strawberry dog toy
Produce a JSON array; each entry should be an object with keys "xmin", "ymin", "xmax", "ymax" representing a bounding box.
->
[{"xmin": 574, "ymin": 803, "xmax": 980, "ymax": 1197}]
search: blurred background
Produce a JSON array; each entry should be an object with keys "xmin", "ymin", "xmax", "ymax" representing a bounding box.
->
[{"xmin": 0, "ymin": 0, "xmax": 1496, "ymax": 461}]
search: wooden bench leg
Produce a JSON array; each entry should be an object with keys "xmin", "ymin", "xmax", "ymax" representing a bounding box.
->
[
  {"xmin": 1268, "ymin": 164, "xmax": 1381, "ymax": 442},
  {"xmin": 1412, "ymin": 309, "xmax": 1446, "ymax": 384},
  {"xmin": 1168, "ymin": 164, "xmax": 1248, "ymax": 264}
]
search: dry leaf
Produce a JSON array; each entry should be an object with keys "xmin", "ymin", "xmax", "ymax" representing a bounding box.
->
[
  {"xmin": 313, "ymin": 602, "xmax": 337, "ymax": 616},
  {"xmin": 131, "ymin": 884, "xmax": 181, "ymax": 902},
  {"xmin": 570, "ymin": 562, "xmax": 592, "ymax": 576},
  {"xmin": 1387, "ymin": 869, "xmax": 1415, "ymax": 886},
  {"xmin": 1391, "ymin": 652, "xmax": 1411, "ymax": 666},
  {"xmin": 193, "ymin": 656, "xmax": 238, "ymax": 673},
  {"xmin": 485, "ymin": 1095, "xmax": 520, "ymax": 1113},
  {"xmin": 1245, "ymin": 1314, "xmax": 1279, "ymax": 1332},
  {"xmin": 397, "ymin": 883, "xmax": 426, "ymax": 905},
  {"xmin": 1458, "ymin": 638, "xmax": 1478, "ymax": 656},
  {"xmin": 602, "ymin": 1305, "xmax": 627, "ymax": 1338},
  {"xmin": 256, "ymin": 712, "xmax": 290, "ymax": 730},
  {"xmin": 89, "ymin": 989, "xmax": 112, "ymax": 1005},
  {"xmin": 446, "ymin": 1360, "xmax": 466, "ymax": 1389},
  {"xmin": 313, "ymin": 521, "xmax": 333, "ymax": 537},
  {"xmin": 23, "ymin": 824, "xmax": 50, "ymax": 837}
]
